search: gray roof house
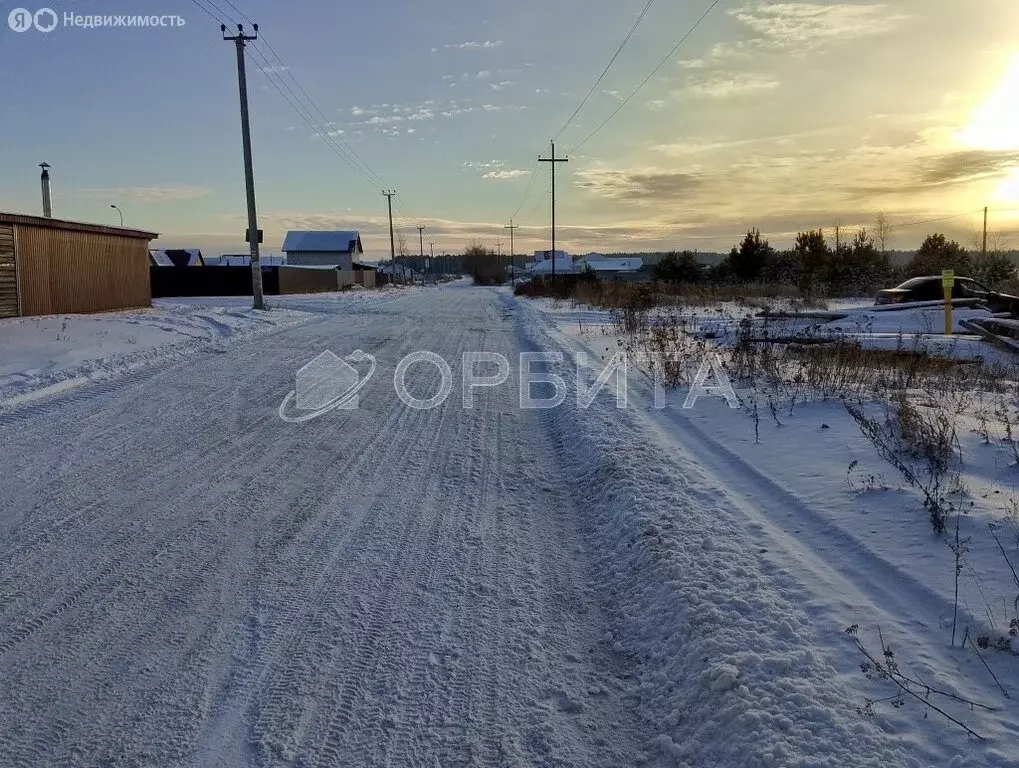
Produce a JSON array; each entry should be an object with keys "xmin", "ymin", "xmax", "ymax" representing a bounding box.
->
[{"xmin": 282, "ymin": 231, "xmax": 364, "ymax": 269}]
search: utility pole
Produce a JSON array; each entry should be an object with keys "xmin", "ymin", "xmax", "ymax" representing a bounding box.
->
[
  {"xmin": 223, "ymin": 23, "xmax": 264, "ymax": 310},
  {"xmin": 418, "ymin": 225, "xmax": 425, "ymax": 280},
  {"xmin": 505, "ymin": 219, "xmax": 519, "ymax": 283},
  {"xmin": 383, "ymin": 190, "xmax": 396, "ymax": 282},
  {"xmin": 983, "ymin": 206, "xmax": 989, "ymax": 257},
  {"xmin": 539, "ymin": 140, "xmax": 568, "ymax": 280}
]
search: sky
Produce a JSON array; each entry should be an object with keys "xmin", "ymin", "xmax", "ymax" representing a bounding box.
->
[{"xmin": 2, "ymin": 0, "xmax": 1019, "ymax": 257}]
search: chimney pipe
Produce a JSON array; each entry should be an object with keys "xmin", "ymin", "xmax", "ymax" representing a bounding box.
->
[{"xmin": 39, "ymin": 163, "xmax": 52, "ymax": 218}]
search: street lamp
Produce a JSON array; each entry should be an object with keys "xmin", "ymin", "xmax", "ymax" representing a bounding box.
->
[{"xmin": 110, "ymin": 204, "xmax": 123, "ymax": 226}]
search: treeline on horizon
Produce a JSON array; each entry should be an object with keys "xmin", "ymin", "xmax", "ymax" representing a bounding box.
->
[{"xmin": 646, "ymin": 229, "xmax": 1019, "ymax": 297}]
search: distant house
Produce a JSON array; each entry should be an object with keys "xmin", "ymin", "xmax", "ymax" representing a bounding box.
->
[
  {"xmin": 533, "ymin": 249, "xmax": 569, "ymax": 263},
  {"xmin": 282, "ymin": 231, "xmax": 364, "ymax": 269},
  {"xmin": 575, "ymin": 254, "xmax": 643, "ymax": 273},
  {"xmin": 149, "ymin": 248, "xmax": 204, "ymax": 267},
  {"xmin": 204, "ymin": 254, "xmax": 287, "ymax": 266},
  {"xmin": 529, "ymin": 252, "xmax": 576, "ymax": 274}
]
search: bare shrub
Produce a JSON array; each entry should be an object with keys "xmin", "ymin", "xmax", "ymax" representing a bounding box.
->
[{"xmin": 845, "ymin": 400, "xmax": 961, "ymax": 534}]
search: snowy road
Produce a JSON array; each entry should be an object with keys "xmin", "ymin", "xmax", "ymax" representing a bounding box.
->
[{"xmin": 1, "ymin": 284, "xmax": 923, "ymax": 767}]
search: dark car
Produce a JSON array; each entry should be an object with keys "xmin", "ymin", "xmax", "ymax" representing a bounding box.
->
[{"xmin": 875, "ymin": 276, "xmax": 1019, "ymax": 315}]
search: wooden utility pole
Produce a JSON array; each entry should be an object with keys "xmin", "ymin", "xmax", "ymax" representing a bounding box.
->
[
  {"xmin": 504, "ymin": 219, "xmax": 519, "ymax": 282},
  {"xmin": 383, "ymin": 190, "xmax": 396, "ymax": 281},
  {"xmin": 223, "ymin": 23, "xmax": 264, "ymax": 310},
  {"xmin": 983, "ymin": 206, "xmax": 989, "ymax": 257},
  {"xmin": 539, "ymin": 140, "xmax": 568, "ymax": 280},
  {"xmin": 418, "ymin": 225, "xmax": 425, "ymax": 280}
]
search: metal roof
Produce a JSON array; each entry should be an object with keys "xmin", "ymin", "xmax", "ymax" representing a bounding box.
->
[
  {"xmin": 0, "ymin": 212, "xmax": 158, "ymax": 239},
  {"xmin": 282, "ymin": 231, "xmax": 361, "ymax": 253}
]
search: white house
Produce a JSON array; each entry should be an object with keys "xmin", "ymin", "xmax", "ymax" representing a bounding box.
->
[
  {"xmin": 528, "ymin": 250, "xmax": 575, "ymax": 274},
  {"xmin": 282, "ymin": 231, "xmax": 364, "ymax": 269},
  {"xmin": 575, "ymin": 253, "xmax": 644, "ymax": 273}
]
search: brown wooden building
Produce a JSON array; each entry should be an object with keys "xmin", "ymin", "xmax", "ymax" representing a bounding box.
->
[{"xmin": 0, "ymin": 213, "xmax": 158, "ymax": 318}]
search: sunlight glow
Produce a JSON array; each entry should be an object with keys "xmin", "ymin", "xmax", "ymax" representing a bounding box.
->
[
  {"xmin": 958, "ymin": 55, "xmax": 1019, "ymax": 151},
  {"xmin": 993, "ymin": 169, "xmax": 1019, "ymax": 205}
]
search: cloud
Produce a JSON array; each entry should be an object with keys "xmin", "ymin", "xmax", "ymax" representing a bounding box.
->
[
  {"xmin": 575, "ymin": 168, "xmax": 703, "ymax": 201},
  {"xmin": 681, "ymin": 73, "xmax": 780, "ymax": 98},
  {"xmin": 488, "ymin": 81, "xmax": 514, "ymax": 91},
  {"xmin": 482, "ymin": 169, "xmax": 529, "ymax": 180},
  {"xmin": 919, "ymin": 150, "xmax": 1019, "ymax": 186},
  {"xmin": 76, "ymin": 185, "xmax": 212, "ymax": 203},
  {"xmin": 258, "ymin": 64, "xmax": 288, "ymax": 74},
  {"xmin": 729, "ymin": 2, "xmax": 911, "ymax": 52},
  {"xmin": 646, "ymin": 100, "xmax": 667, "ymax": 111},
  {"xmin": 476, "ymin": 70, "xmax": 491, "ymax": 79},
  {"xmin": 443, "ymin": 40, "xmax": 503, "ymax": 50},
  {"xmin": 678, "ymin": 39, "xmax": 768, "ymax": 69}
]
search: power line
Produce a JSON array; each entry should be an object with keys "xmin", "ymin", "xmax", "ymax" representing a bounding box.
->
[
  {"xmin": 196, "ymin": 0, "xmax": 425, "ymax": 225},
  {"xmin": 187, "ymin": 0, "xmax": 230, "ymax": 25},
  {"xmin": 568, "ymin": 0, "xmax": 722, "ymax": 154},
  {"xmin": 511, "ymin": 158, "xmax": 541, "ymax": 220},
  {"xmin": 553, "ymin": 0, "xmax": 656, "ymax": 142},
  {"xmin": 520, "ymin": 177, "xmax": 553, "ymax": 222},
  {"xmin": 886, "ymin": 211, "xmax": 982, "ymax": 231},
  {"xmin": 243, "ymin": 48, "xmax": 382, "ymax": 194}
]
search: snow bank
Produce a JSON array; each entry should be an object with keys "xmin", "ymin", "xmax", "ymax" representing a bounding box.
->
[
  {"xmin": 516, "ymin": 307, "xmax": 923, "ymax": 767},
  {"xmin": 0, "ymin": 301, "xmax": 311, "ymax": 407}
]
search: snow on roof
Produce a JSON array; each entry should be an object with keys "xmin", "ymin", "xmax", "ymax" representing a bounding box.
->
[
  {"xmin": 577, "ymin": 257, "xmax": 644, "ymax": 272},
  {"xmin": 529, "ymin": 256, "xmax": 576, "ymax": 274},
  {"xmin": 149, "ymin": 249, "xmax": 203, "ymax": 267},
  {"xmin": 282, "ymin": 231, "xmax": 362, "ymax": 253}
]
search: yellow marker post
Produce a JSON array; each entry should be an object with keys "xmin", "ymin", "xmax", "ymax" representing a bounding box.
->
[{"xmin": 942, "ymin": 269, "xmax": 955, "ymax": 336}]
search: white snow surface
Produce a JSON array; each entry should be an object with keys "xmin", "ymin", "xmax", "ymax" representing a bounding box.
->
[
  {"xmin": 0, "ymin": 284, "xmax": 1014, "ymax": 766},
  {"xmin": 0, "ymin": 292, "xmax": 412, "ymax": 408}
]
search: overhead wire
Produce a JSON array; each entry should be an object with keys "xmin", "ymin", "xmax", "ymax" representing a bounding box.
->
[
  {"xmin": 552, "ymin": 0, "xmax": 656, "ymax": 142},
  {"xmin": 567, "ymin": 0, "xmax": 722, "ymax": 154},
  {"xmin": 510, "ymin": 158, "xmax": 542, "ymax": 221},
  {"xmin": 194, "ymin": 0, "xmax": 424, "ymax": 226}
]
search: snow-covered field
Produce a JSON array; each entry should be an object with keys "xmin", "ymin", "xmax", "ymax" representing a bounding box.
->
[{"xmin": 1, "ymin": 283, "xmax": 1017, "ymax": 767}]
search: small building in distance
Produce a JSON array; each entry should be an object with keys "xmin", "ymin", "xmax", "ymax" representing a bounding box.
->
[
  {"xmin": 0, "ymin": 212, "xmax": 158, "ymax": 318},
  {"xmin": 150, "ymin": 248, "xmax": 205, "ymax": 267},
  {"xmin": 529, "ymin": 250, "xmax": 575, "ymax": 274},
  {"xmin": 204, "ymin": 253, "xmax": 287, "ymax": 266},
  {"xmin": 282, "ymin": 231, "xmax": 364, "ymax": 269},
  {"xmin": 575, "ymin": 253, "xmax": 644, "ymax": 274}
]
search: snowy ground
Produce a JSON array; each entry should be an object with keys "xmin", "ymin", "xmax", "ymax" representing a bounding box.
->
[
  {"xmin": 0, "ymin": 289, "xmax": 418, "ymax": 408},
  {"xmin": 1, "ymin": 283, "xmax": 1017, "ymax": 767}
]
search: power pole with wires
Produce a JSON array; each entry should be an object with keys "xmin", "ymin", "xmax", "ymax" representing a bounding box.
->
[
  {"xmin": 418, "ymin": 225, "xmax": 425, "ymax": 281},
  {"xmin": 504, "ymin": 219, "xmax": 519, "ymax": 283},
  {"xmin": 223, "ymin": 23, "xmax": 264, "ymax": 310},
  {"xmin": 539, "ymin": 140, "xmax": 568, "ymax": 280},
  {"xmin": 383, "ymin": 190, "xmax": 396, "ymax": 282}
]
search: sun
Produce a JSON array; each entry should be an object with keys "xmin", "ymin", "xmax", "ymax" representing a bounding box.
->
[{"xmin": 958, "ymin": 54, "xmax": 1019, "ymax": 151}]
